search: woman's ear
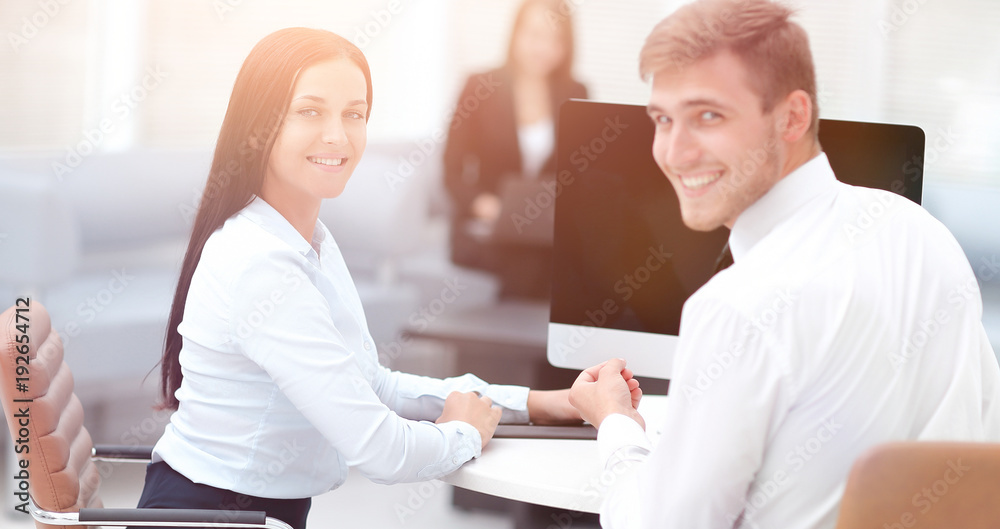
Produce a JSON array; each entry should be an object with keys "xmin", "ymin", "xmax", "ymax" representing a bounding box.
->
[{"xmin": 778, "ymin": 89, "xmax": 813, "ymax": 143}]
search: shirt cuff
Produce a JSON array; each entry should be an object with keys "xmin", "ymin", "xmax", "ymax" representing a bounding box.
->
[
  {"xmin": 482, "ymin": 384, "xmax": 530, "ymax": 424},
  {"xmin": 416, "ymin": 420, "xmax": 481, "ymax": 480},
  {"xmin": 597, "ymin": 413, "xmax": 652, "ymax": 470}
]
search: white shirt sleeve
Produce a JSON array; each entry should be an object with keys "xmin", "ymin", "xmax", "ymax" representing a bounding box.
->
[
  {"xmin": 372, "ymin": 368, "xmax": 530, "ymax": 424},
  {"xmin": 599, "ymin": 298, "xmax": 795, "ymax": 528},
  {"xmin": 231, "ymin": 252, "xmax": 481, "ymax": 484},
  {"xmin": 597, "ymin": 414, "xmax": 652, "ymax": 529}
]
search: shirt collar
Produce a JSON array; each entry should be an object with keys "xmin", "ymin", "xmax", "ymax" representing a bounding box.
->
[
  {"xmin": 729, "ymin": 152, "xmax": 837, "ymax": 262},
  {"xmin": 239, "ymin": 196, "xmax": 325, "ymax": 260}
]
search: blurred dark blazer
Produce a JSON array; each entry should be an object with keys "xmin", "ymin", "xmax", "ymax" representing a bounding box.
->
[{"xmin": 443, "ymin": 66, "xmax": 588, "ymax": 280}]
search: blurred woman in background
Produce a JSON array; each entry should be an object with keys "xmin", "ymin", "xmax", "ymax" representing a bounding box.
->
[{"xmin": 444, "ymin": 0, "xmax": 588, "ymax": 300}]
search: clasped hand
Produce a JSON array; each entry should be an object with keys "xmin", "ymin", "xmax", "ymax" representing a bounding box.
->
[
  {"xmin": 434, "ymin": 359, "xmax": 643, "ymax": 452},
  {"xmin": 569, "ymin": 358, "xmax": 644, "ymax": 430},
  {"xmin": 434, "ymin": 388, "xmax": 588, "ymax": 450}
]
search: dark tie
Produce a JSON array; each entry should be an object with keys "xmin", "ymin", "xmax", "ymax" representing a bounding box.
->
[{"xmin": 712, "ymin": 242, "xmax": 734, "ymax": 274}]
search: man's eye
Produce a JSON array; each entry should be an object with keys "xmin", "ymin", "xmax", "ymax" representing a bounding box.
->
[
  {"xmin": 653, "ymin": 115, "xmax": 670, "ymax": 125},
  {"xmin": 701, "ymin": 111, "xmax": 721, "ymax": 121}
]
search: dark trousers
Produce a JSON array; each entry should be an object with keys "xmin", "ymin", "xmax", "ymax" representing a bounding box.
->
[{"xmin": 131, "ymin": 461, "xmax": 311, "ymax": 529}]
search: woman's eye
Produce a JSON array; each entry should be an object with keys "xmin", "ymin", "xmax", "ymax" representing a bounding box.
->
[
  {"xmin": 345, "ymin": 110, "xmax": 364, "ymax": 120},
  {"xmin": 297, "ymin": 108, "xmax": 319, "ymax": 117}
]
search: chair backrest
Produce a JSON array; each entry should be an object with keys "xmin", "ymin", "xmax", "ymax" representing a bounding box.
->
[
  {"xmin": 835, "ymin": 441, "xmax": 1000, "ymax": 529},
  {"xmin": 1, "ymin": 301, "xmax": 103, "ymax": 529}
]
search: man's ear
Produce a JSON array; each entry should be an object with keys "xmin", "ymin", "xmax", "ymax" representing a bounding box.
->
[{"xmin": 777, "ymin": 89, "xmax": 813, "ymax": 143}]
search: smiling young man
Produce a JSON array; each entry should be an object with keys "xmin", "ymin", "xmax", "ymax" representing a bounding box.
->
[{"xmin": 568, "ymin": 1, "xmax": 1000, "ymax": 527}]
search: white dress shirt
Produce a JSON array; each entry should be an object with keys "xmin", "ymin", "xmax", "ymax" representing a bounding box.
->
[
  {"xmin": 153, "ymin": 196, "xmax": 529, "ymax": 499},
  {"xmin": 598, "ymin": 153, "xmax": 1000, "ymax": 528}
]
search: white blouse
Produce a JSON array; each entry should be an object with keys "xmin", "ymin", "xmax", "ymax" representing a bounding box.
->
[
  {"xmin": 517, "ymin": 119, "xmax": 555, "ymax": 179},
  {"xmin": 152, "ymin": 196, "xmax": 529, "ymax": 499}
]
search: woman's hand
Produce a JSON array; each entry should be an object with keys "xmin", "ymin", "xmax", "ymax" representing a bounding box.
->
[
  {"xmin": 471, "ymin": 193, "xmax": 502, "ymax": 223},
  {"xmin": 527, "ymin": 389, "xmax": 584, "ymax": 425},
  {"xmin": 436, "ymin": 391, "xmax": 503, "ymax": 450}
]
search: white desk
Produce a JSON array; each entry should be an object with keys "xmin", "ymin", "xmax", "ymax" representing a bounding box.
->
[{"xmin": 438, "ymin": 395, "xmax": 669, "ymax": 514}]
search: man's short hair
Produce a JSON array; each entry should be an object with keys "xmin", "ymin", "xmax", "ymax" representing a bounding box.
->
[{"xmin": 640, "ymin": 0, "xmax": 819, "ymax": 136}]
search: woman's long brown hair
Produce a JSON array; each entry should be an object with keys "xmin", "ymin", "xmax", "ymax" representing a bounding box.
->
[
  {"xmin": 504, "ymin": 0, "xmax": 578, "ymax": 83},
  {"xmin": 158, "ymin": 28, "xmax": 373, "ymax": 409}
]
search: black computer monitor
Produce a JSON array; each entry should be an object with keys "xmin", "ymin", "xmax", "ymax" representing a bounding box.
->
[{"xmin": 548, "ymin": 100, "xmax": 925, "ymax": 378}]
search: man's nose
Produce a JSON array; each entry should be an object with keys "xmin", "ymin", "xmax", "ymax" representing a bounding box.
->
[{"xmin": 661, "ymin": 124, "xmax": 701, "ymax": 170}]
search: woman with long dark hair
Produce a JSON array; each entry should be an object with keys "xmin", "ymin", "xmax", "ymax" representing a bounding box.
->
[
  {"xmin": 444, "ymin": 0, "xmax": 588, "ymax": 300},
  {"xmin": 139, "ymin": 27, "xmax": 580, "ymax": 529}
]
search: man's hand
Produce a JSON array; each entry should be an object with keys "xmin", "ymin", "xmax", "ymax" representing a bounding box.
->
[
  {"xmin": 569, "ymin": 359, "xmax": 644, "ymax": 430},
  {"xmin": 436, "ymin": 391, "xmax": 503, "ymax": 450},
  {"xmin": 527, "ymin": 389, "xmax": 584, "ymax": 425}
]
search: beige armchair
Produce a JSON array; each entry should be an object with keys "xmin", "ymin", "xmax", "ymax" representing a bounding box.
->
[
  {"xmin": 1, "ymin": 301, "xmax": 292, "ymax": 528},
  {"xmin": 835, "ymin": 441, "xmax": 1000, "ymax": 529}
]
